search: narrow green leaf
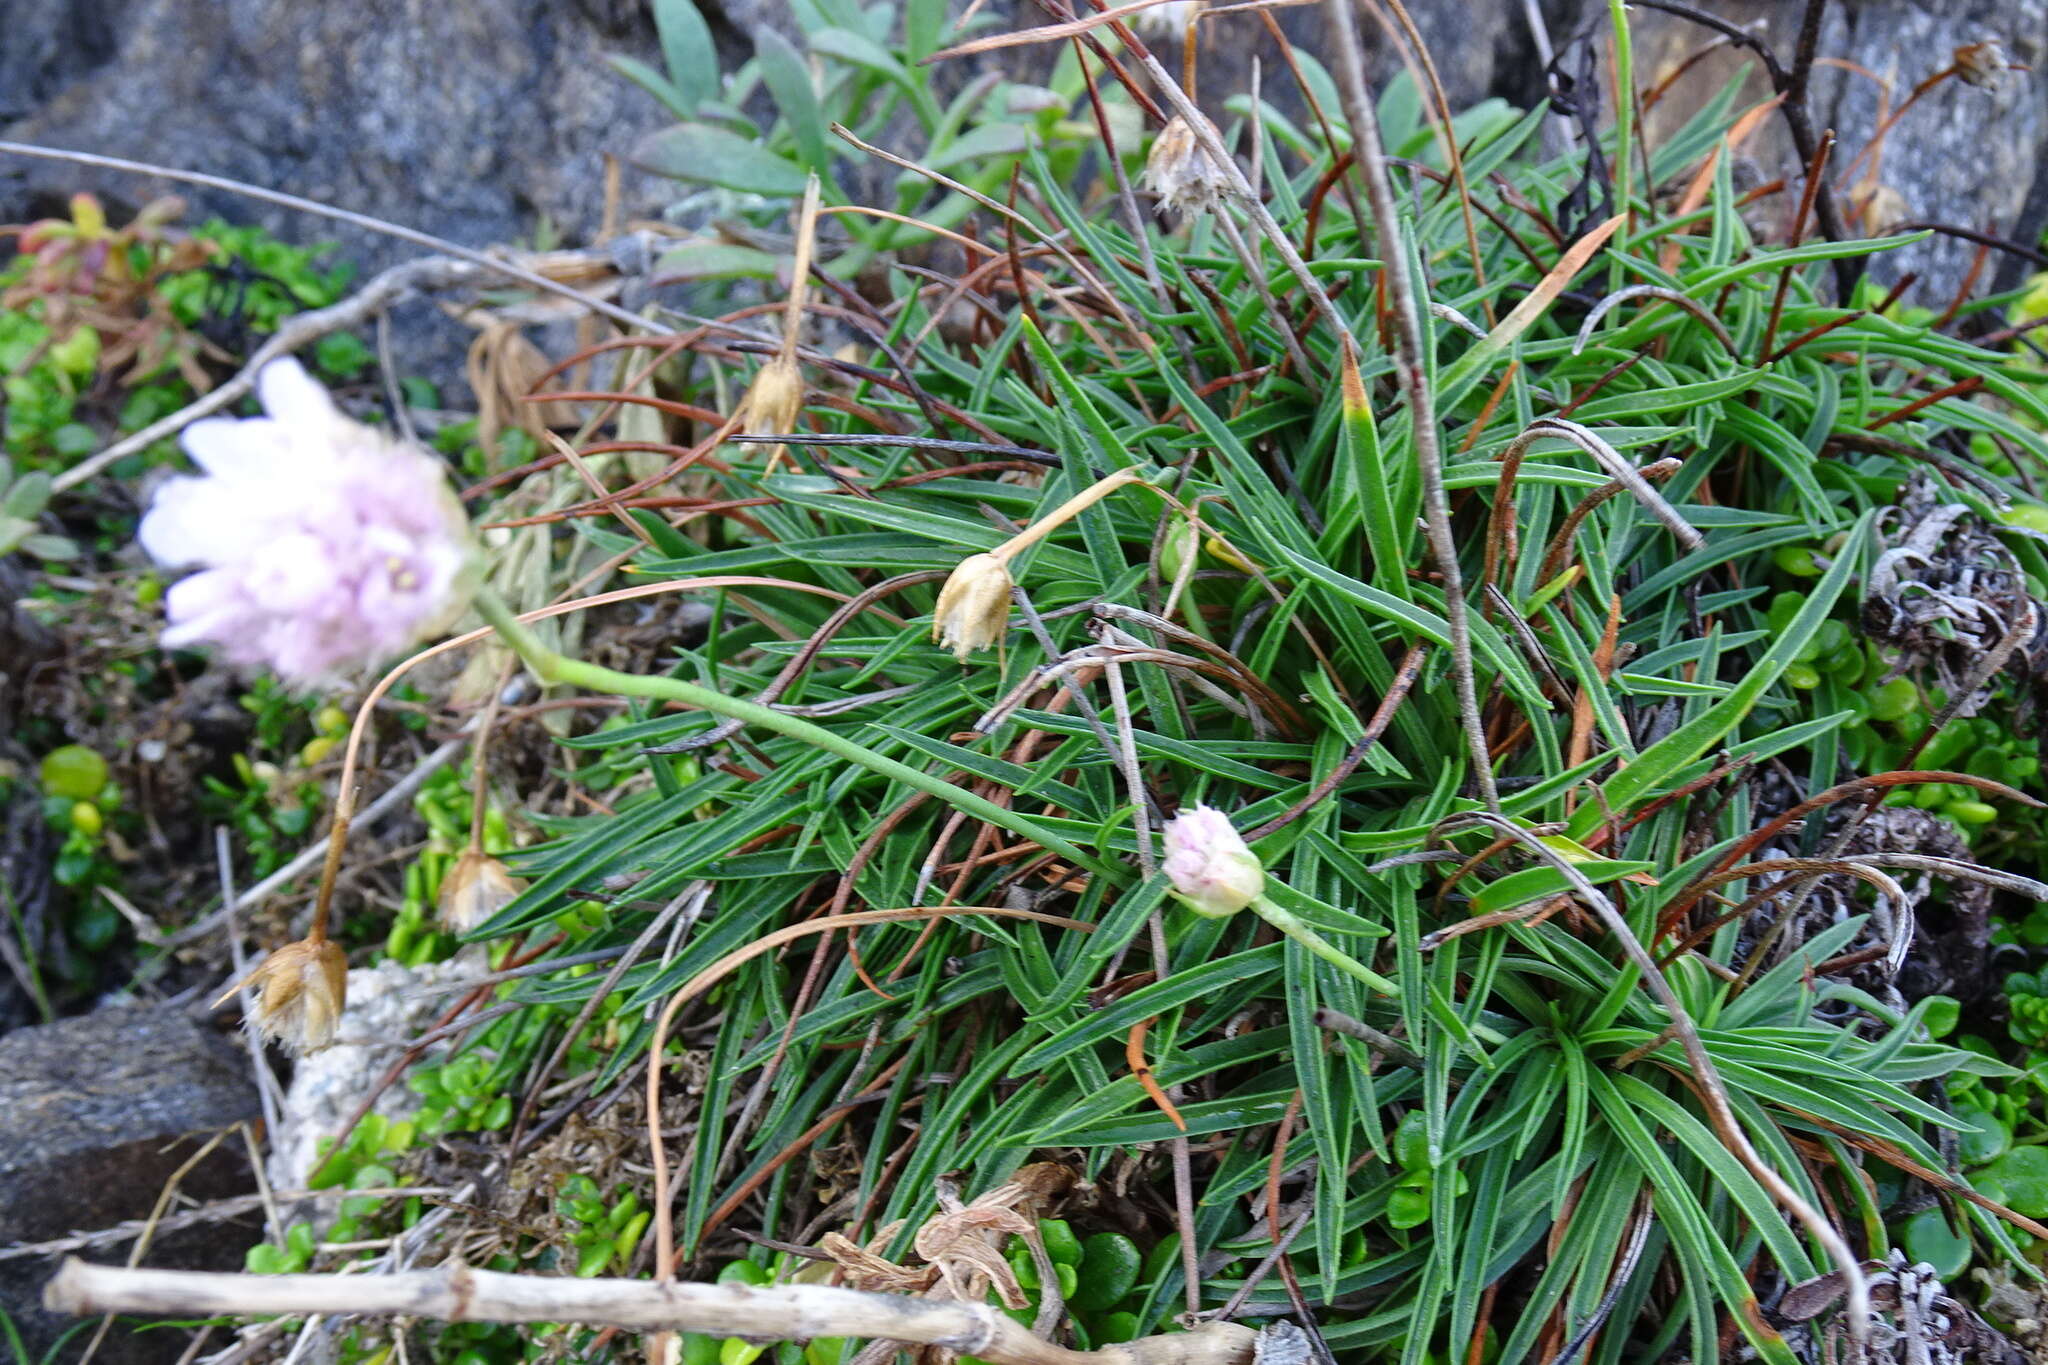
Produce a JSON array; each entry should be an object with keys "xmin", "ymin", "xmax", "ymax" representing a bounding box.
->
[
  {"xmin": 755, "ymin": 28, "xmax": 830, "ymax": 173},
  {"xmin": 1568, "ymin": 509, "xmax": 1872, "ymax": 835},
  {"xmin": 654, "ymin": 0, "xmax": 720, "ymax": 109},
  {"xmin": 633, "ymin": 123, "xmax": 810, "ymax": 195}
]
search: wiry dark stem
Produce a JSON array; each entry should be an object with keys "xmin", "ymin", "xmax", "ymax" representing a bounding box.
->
[
  {"xmin": 1783, "ymin": 0, "xmax": 1856, "ymax": 299},
  {"xmin": 1626, "ymin": 0, "xmax": 1857, "ymax": 300},
  {"xmin": 1785, "ymin": 0, "xmax": 1825, "ymax": 99}
]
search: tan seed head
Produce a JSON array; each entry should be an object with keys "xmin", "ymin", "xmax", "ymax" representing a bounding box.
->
[
  {"xmin": 1956, "ymin": 39, "xmax": 2017, "ymax": 90},
  {"xmin": 738, "ymin": 357, "xmax": 805, "ymax": 435},
  {"xmin": 219, "ymin": 938, "xmax": 349, "ymax": 1055},
  {"xmin": 1143, "ymin": 114, "xmax": 1234, "ymax": 218},
  {"xmin": 932, "ymin": 553, "xmax": 1014, "ymax": 661},
  {"xmin": 438, "ymin": 848, "xmax": 526, "ymax": 934}
]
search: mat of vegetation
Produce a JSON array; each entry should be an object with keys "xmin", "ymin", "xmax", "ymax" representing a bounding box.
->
[{"xmin": 10, "ymin": 4, "xmax": 2048, "ymax": 1364}]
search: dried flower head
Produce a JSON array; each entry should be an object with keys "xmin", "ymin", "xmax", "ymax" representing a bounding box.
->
[
  {"xmin": 932, "ymin": 552, "xmax": 1014, "ymax": 660},
  {"xmin": 1162, "ymin": 804, "xmax": 1264, "ymax": 917},
  {"xmin": 1955, "ymin": 40, "xmax": 2018, "ymax": 91},
  {"xmin": 1134, "ymin": 0, "xmax": 1202, "ymax": 38},
  {"xmin": 737, "ymin": 355, "xmax": 805, "ymax": 435},
  {"xmin": 438, "ymin": 848, "xmax": 526, "ymax": 934},
  {"xmin": 913, "ymin": 1176, "xmax": 1037, "ymax": 1309},
  {"xmin": 220, "ymin": 937, "xmax": 349, "ymax": 1054},
  {"xmin": 139, "ymin": 359, "xmax": 475, "ymax": 683},
  {"xmin": 1143, "ymin": 114, "xmax": 1234, "ymax": 218},
  {"xmin": 1860, "ymin": 184, "xmax": 1910, "ymax": 238}
]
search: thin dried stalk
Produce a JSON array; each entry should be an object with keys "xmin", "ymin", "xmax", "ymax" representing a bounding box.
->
[
  {"xmin": 831, "ymin": 124, "xmax": 1142, "ymax": 343},
  {"xmin": 1506, "ymin": 418, "xmax": 1703, "ymax": 550},
  {"xmin": 1322, "ymin": 0, "xmax": 1496, "ymax": 811},
  {"xmin": 49, "ymin": 254, "xmax": 479, "ymax": 492},
  {"xmin": 43, "ymin": 1260, "xmax": 1256, "ymax": 1365},
  {"xmin": 1447, "ymin": 813, "xmax": 1871, "ymax": 1349},
  {"xmin": 1119, "ymin": 54, "xmax": 1350, "ymax": 350},
  {"xmin": 1210, "ymin": 208, "xmax": 1314, "ymax": 376},
  {"xmin": 1573, "ymin": 284, "xmax": 1737, "ymax": 356},
  {"xmin": 1847, "ymin": 854, "xmax": 2048, "ymax": 901}
]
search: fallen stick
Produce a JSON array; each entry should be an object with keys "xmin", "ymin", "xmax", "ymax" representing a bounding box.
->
[
  {"xmin": 48, "ymin": 233, "xmax": 661, "ymax": 495},
  {"xmin": 44, "ymin": 1261, "xmax": 1256, "ymax": 1365},
  {"xmin": 51, "ymin": 255, "xmax": 485, "ymax": 493}
]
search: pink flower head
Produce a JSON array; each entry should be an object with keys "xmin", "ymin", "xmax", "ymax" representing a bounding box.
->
[
  {"xmin": 1162, "ymin": 804, "xmax": 1264, "ymax": 917},
  {"xmin": 139, "ymin": 360, "xmax": 474, "ymax": 684}
]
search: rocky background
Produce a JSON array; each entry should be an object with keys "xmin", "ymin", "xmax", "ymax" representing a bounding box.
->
[
  {"xmin": 3, "ymin": 1, "xmax": 2044, "ymax": 305},
  {"xmin": 2, "ymin": 1, "xmax": 2046, "ymax": 1359}
]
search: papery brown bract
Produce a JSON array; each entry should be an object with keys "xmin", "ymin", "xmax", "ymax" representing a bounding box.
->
[
  {"xmin": 438, "ymin": 848, "xmax": 526, "ymax": 934},
  {"xmin": 220, "ymin": 937, "xmax": 349, "ymax": 1055},
  {"xmin": 931, "ymin": 552, "xmax": 1014, "ymax": 661}
]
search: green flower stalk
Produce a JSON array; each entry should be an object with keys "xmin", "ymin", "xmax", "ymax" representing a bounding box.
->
[
  {"xmin": 1161, "ymin": 805, "xmax": 1399, "ymax": 996},
  {"xmin": 931, "ymin": 467, "xmax": 1149, "ymax": 660},
  {"xmin": 470, "ymin": 587, "xmax": 1122, "ymax": 884}
]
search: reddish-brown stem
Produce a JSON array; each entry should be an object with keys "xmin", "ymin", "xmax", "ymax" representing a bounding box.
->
[
  {"xmin": 305, "ymin": 784, "xmax": 356, "ymax": 945},
  {"xmin": 1869, "ymin": 374, "xmax": 1985, "ymax": 431},
  {"xmin": 1757, "ymin": 131, "xmax": 1834, "ymax": 365}
]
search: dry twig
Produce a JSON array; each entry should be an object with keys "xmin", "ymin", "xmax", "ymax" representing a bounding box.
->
[
  {"xmin": 1322, "ymin": 0, "xmax": 1496, "ymax": 810},
  {"xmin": 44, "ymin": 1261, "xmax": 1256, "ymax": 1365}
]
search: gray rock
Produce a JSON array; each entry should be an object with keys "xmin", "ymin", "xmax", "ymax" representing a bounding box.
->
[
  {"xmin": 1630, "ymin": 0, "xmax": 2048, "ymax": 302},
  {"xmin": 0, "ymin": 1005, "xmax": 261, "ymax": 1364},
  {"xmin": 0, "ymin": 0, "xmax": 144, "ymax": 127},
  {"xmin": 1, "ymin": 0, "xmax": 678, "ymax": 271},
  {"xmin": 267, "ymin": 954, "xmax": 487, "ymax": 1201},
  {"xmin": 3, "ymin": 0, "xmax": 2048, "ymax": 362},
  {"xmin": 0, "ymin": 0, "xmax": 689, "ymax": 383}
]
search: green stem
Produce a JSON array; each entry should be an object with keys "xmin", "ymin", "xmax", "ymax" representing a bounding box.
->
[
  {"xmin": 472, "ymin": 588, "xmax": 1122, "ymax": 884},
  {"xmin": 992, "ymin": 468, "xmax": 1148, "ymax": 562},
  {"xmin": 1250, "ymin": 894, "xmax": 1401, "ymax": 997},
  {"xmin": 1251, "ymin": 893, "xmax": 1511, "ymax": 1048},
  {"xmin": 1607, "ymin": 0, "xmax": 1636, "ymax": 286}
]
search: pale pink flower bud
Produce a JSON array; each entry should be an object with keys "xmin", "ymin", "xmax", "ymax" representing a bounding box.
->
[
  {"xmin": 1162, "ymin": 804, "xmax": 1264, "ymax": 917},
  {"xmin": 139, "ymin": 359, "xmax": 475, "ymax": 684}
]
